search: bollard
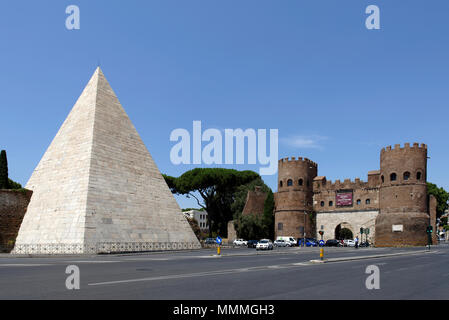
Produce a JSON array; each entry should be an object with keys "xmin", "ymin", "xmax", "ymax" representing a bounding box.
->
[
  {"xmin": 217, "ymin": 246, "xmax": 221, "ymax": 255},
  {"xmin": 320, "ymin": 248, "xmax": 324, "ymax": 261}
]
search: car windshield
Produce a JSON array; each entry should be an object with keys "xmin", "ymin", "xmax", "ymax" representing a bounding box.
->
[{"xmin": 260, "ymin": 240, "xmax": 268, "ymax": 243}]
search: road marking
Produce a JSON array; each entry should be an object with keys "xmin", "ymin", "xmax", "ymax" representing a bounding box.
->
[
  {"xmin": 0, "ymin": 264, "xmax": 51, "ymax": 267},
  {"xmin": 66, "ymin": 261, "xmax": 119, "ymax": 264},
  {"xmin": 88, "ymin": 263, "xmax": 309, "ymax": 286}
]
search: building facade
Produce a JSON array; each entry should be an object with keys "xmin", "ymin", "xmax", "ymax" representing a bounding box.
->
[
  {"xmin": 183, "ymin": 210, "xmax": 209, "ymax": 232},
  {"xmin": 274, "ymin": 143, "xmax": 433, "ymax": 246}
]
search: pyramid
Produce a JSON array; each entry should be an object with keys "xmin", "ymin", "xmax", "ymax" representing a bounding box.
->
[{"xmin": 13, "ymin": 68, "xmax": 200, "ymax": 254}]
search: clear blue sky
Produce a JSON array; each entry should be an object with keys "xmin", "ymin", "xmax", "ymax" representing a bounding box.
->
[{"xmin": 1, "ymin": 1, "xmax": 448, "ymax": 209}]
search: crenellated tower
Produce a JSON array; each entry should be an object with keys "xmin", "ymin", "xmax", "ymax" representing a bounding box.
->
[
  {"xmin": 375, "ymin": 143, "xmax": 430, "ymax": 246},
  {"xmin": 274, "ymin": 157, "xmax": 317, "ymax": 239}
]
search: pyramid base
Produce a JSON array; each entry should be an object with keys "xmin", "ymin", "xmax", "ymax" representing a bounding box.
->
[
  {"xmin": 12, "ymin": 241, "xmax": 202, "ymax": 255},
  {"xmin": 375, "ymin": 212, "xmax": 430, "ymax": 247}
]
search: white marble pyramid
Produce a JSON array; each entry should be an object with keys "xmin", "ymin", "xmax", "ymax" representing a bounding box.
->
[{"xmin": 13, "ymin": 68, "xmax": 200, "ymax": 254}]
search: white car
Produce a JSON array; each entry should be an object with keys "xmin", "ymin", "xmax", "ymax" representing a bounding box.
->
[
  {"xmin": 233, "ymin": 239, "xmax": 247, "ymax": 246},
  {"xmin": 275, "ymin": 236, "xmax": 296, "ymax": 247},
  {"xmin": 344, "ymin": 239, "xmax": 355, "ymax": 247},
  {"xmin": 256, "ymin": 239, "xmax": 273, "ymax": 250},
  {"xmin": 273, "ymin": 239, "xmax": 289, "ymax": 247}
]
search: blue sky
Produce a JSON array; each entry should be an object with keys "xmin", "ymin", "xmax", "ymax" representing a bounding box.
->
[{"xmin": 1, "ymin": 1, "xmax": 448, "ymax": 209}]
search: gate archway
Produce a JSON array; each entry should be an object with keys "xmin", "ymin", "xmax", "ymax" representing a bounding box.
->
[{"xmin": 335, "ymin": 222, "xmax": 354, "ymax": 240}]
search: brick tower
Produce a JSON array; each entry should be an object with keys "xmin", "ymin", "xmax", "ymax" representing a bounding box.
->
[
  {"xmin": 375, "ymin": 143, "xmax": 430, "ymax": 246},
  {"xmin": 274, "ymin": 157, "xmax": 317, "ymax": 239}
]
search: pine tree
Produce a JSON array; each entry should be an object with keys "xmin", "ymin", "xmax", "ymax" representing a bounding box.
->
[{"xmin": 0, "ymin": 150, "xmax": 9, "ymax": 189}]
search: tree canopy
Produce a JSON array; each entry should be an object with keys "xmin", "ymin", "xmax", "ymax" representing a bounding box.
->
[
  {"xmin": 163, "ymin": 168, "xmax": 260, "ymax": 237},
  {"xmin": 0, "ymin": 150, "xmax": 9, "ymax": 189},
  {"xmin": 427, "ymin": 182, "xmax": 449, "ymax": 218},
  {"xmin": 232, "ymin": 178, "xmax": 275, "ymax": 240}
]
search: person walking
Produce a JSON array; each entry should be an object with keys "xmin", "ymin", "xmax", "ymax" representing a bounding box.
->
[{"xmin": 354, "ymin": 236, "xmax": 359, "ymax": 249}]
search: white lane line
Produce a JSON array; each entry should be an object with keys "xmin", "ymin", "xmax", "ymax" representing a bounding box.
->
[
  {"xmin": 89, "ymin": 263, "xmax": 309, "ymax": 286},
  {"xmin": 0, "ymin": 264, "xmax": 51, "ymax": 267},
  {"xmin": 66, "ymin": 261, "xmax": 119, "ymax": 264}
]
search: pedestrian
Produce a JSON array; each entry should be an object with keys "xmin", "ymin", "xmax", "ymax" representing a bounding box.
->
[{"xmin": 355, "ymin": 236, "xmax": 359, "ymax": 249}]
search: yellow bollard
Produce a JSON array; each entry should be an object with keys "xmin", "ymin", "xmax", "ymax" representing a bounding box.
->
[
  {"xmin": 217, "ymin": 246, "xmax": 221, "ymax": 255},
  {"xmin": 320, "ymin": 248, "xmax": 324, "ymax": 261}
]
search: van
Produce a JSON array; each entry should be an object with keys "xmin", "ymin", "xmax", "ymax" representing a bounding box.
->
[{"xmin": 275, "ymin": 236, "xmax": 297, "ymax": 247}]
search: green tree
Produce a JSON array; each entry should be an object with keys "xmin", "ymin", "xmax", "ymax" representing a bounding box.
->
[
  {"xmin": 233, "ymin": 182, "xmax": 275, "ymax": 240},
  {"xmin": 0, "ymin": 150, "xmax": 9, "ymax": 189},
  {"xmin": 262, "ymin": 190, "xmax": 275, "ymax": 240},
  {"xmin": 230, "ymin": 177, "xmax": 271, "ymax": 216},
  {"xmin": 163, "ymin": 168, "xmax": 260, "ymax": 237},
  {"xmin": 339, "ymin": 228, "xmax": 353, "ymax": 240},
  {"xmin": 427, "ymin": 182, "xmax": 449, "ymax": 218},
  {"xmin": 8, "ymin": 179, "xmax": 22, "ymax": 190},
  {"xmin": 236, "ymin": 214, "xmax": 266, "ymax": 240}
]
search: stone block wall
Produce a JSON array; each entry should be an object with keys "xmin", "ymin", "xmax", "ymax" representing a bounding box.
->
[{"xmin": 0, "ymin": 190, "xmax": 32, "ymax": 252}]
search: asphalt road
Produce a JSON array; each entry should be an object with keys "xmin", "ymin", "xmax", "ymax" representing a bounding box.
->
[{"xmin": 0, "ymin": 244, "xmax": 448, "ymax": 299}]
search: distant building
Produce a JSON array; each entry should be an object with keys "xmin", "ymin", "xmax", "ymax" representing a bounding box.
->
[{"xmin": 183, "ymin": 210, "xmax": 209, "ymax": 232}]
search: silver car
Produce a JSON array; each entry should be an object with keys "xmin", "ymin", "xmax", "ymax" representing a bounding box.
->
[{"xmin": 273, "ymin": 239, "xmax": 288, "ymax": 247}]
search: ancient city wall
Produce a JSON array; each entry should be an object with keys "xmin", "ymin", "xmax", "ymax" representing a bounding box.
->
[{"xmin": 0, "ymin": 189, "xmax": 32, "ymax": 252}]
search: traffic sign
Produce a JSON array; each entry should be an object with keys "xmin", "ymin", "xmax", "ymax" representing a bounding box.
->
[
  {"xmin": 319, "ymin": 240, "xmax": 325, "ymax": 246},
  {"xmin": 215, "ymin": 236, "xmax": 222, "ymax": 244}
]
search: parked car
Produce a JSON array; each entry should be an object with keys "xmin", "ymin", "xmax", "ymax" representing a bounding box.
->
[
  {"xmin": 275, "ymin": 236, "xmax": 296, "ymax": 247},
  {"xmin": 256, "ymin": 239, "xmax": 273, "ymax": 250},
  {"xmin": 247, "ymin": 240, "xmax": 259, "ymax": 248},
  {"xmin": 233, "ymin": 239, "xmax": 247, "ymax": 246},
  {"xmin": 344, "ymin": 239, "xmax": 356, "ymax": 247},
  {"xmin": 204, "ymin": 238, "xmax": 215, "ymax": 244},
  {"xmin": 325, "ymin": 239, "xmax": 340, "ymax": 247},
  {"xmin": 273, "ymin": 239, "xmax": 288, "ymax": 247},
  {"xmin": 359, "ymin": 241, "xmax": 370, "ymax": 247},
  {"xmin": 298, "ymin": 238, "xmax": 318, "ymax": 247}
]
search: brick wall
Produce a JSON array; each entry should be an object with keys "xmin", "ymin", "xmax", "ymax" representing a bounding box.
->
[{"xmin": 0, "ymin": 189, "xmax": 32, "ymax": 252}]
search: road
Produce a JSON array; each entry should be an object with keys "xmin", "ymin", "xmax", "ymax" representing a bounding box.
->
[{"xmin": 0, "ymin": 244, "xmax": 448, "ymax": 299}]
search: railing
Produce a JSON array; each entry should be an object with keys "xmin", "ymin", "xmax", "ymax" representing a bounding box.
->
[{"xmin": 11, "ymin": 242, "xmax": 202, "ymax": 255}]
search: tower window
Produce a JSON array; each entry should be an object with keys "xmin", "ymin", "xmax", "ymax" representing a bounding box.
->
[
  {"xmin": 390, "ymin": 173, "xmax": 397, "ymax": 181},
  {"xmin": 356, "ymin": 199, "xmax": 361, "ymax": 205},
  {"xmin": 320, "ymin": 201, "xmax": 325, "ymax": 207},
  {"xmin": 403, "ymin": 172, "xmax": 410, "ymax": 181},
  {"xmin": 417, "ymin": 172, "xmax": 422, "ymax": 180},
  {"xmin": 366, "ymin": 199, "xmax": 371, "ymax": 205},
  {"xmin": 278, "ymin": 223, "xmax": 283, "ymax": 231},
  {"xmin": 307, "ymin": 179, "xmax": 310, "ymax": 187},
  {"xmin": 381, "ymin": 175, "xmax": 384, "ymax": 183},
  {"xmin": 298, "ymin": 179, "xmax": 303, "ymax": 186},
  {"xmin": 280, "ymin": 181, "xmax": 283, "ymax": 187},
  {"xmin": 287, "ymin": 179, "xmax": 293, "ymax": 186},
  {"xmin": 329, "ymin": 201, "xmax": 333, "ymax": 207}
]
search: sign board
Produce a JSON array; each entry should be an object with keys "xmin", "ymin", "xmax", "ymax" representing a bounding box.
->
[
  {"xmin": 215, "ymin": 236, "xmax": 222, "ymax": 244},
  {"xmin": 319, "ymin": 240, "xmax": 325, "ymax": 246},
  {"xmin": 392, "ymin": 224, "xmax": 403, "ymax": 232},
  {"xmin": 336, "ymin": 190, "xmax": 353, "ymax": 207}
]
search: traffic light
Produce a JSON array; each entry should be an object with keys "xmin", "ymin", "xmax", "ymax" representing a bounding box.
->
[
  {"xmin": 319, "ymin": 231, "xmax": 324, "ymax": 236},
  {"xmin": 360, "ymin": 227, "xmax": 364, "ymax": 234},
  {"xmin": 426, "ymin": 226, "xmax": 433, "ymax": 233}
]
